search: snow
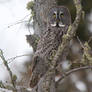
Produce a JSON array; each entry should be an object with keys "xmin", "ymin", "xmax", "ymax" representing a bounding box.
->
[
  {"xmin": 75, "ymin": 81, "xmax": 87, "ymax": 92},
  {"xmin": 0, "ymin": 88, "xmax": 13, "ymax": 92}
]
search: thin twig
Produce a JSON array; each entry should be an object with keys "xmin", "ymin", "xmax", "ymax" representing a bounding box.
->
[
  {"xmin": 77, "ymin": 36, "xmax": 84, "ymax": 48},
  {"xmin": 88, "ymin": 36, "xmax": 92, "ymax": 43},
  {"xmin": 56, "ymin": 66, "xmax": 92, "ymax": 83},
  {"xmin": 7, "ymin": 54, "xmax": 31, "ymax": 64},
  {"xmin": 0, "ymin": 81, "xmax": 6, "ymax": 88},
  {"xmin": 8, "ymin": 14, "xmax": 30, "ymax": 28},
  {"xmin": 8, "ymin": 20, "xmax": 29, "ymax": 28},
  {"xmin": 0, "ymin": 54, "xmax": 32, "ymax": 66},
  {"xmin": 0, "ymin": 49, "xmax": 17, "ymax": 92}
]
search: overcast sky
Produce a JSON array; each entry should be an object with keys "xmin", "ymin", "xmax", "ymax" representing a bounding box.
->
[{"xmin": 0, "ymin": 0, "xmax": 33, "ymax": 81}]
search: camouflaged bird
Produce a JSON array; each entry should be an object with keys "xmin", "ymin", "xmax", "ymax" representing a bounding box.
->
[{"xmin": 30, "ymin": 6, "xmax": 71, "ymax": 88}]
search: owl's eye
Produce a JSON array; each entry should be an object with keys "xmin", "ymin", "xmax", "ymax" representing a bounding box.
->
[
  {"xmin": 60, "ymin": 13, "xmax": 64, "ymax": 18},
  {"xmin": 53, "ymin": 13, "xmax": 56, "ymax": 18}
]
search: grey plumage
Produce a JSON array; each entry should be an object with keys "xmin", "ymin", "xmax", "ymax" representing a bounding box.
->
[{"xmin": 30, "ymin": 6, "xmax": 71, "ymax": 88}]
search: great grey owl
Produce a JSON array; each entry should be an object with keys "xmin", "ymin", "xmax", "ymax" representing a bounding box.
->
[{"xmin": 30, "ymin": 6, "xmax": 71, "ymax": 88}]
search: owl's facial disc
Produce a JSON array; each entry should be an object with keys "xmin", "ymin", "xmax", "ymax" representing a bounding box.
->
[
  {"xmin": 59, "ymin": 22, "xmax": 65, "ymax": 27},
  {"xmin": 51, "ymin": 21, "xmax": 65, "ymax": 27},
  {"xmin": 50, "ymin": 11, "xmax": 57, "ymax": 27},
  {"xmin": 58, "ymin": 11, "xmax": 65, "ymax": 27},
  {"xmin": 51, "ymin": 21, "xmax": 57, "ymax": 27},
  {"xmin": 51, "ymin": 11, "xmax": 65, "ymax": 27}
]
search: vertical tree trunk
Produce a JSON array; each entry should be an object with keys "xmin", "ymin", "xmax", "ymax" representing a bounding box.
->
[
  {"xmin": 33, "ymin": 0, "xmax": 57, "ymax": 37},
  {"xmin": 30, "ymin": 0, "xmax": 57, "ymax": 92}
]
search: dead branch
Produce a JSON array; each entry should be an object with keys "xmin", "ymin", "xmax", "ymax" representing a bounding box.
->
[
  {"xmin": 26, "ymin": 34, "xmax": 40, "ymax": 52},
  {"xmin": 57, "ymin": 65, "xmax": 92, "ymax": 83},
  {"xmin": 8, "ymin": 14, "xmax": 30, "ymax": 28},
  {"xmin": 0, "ymin": 49, "xmax": 17, "ymax": 92}
]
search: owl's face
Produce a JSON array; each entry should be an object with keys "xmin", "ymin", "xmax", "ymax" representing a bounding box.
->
[{"xmin": 47, "ymin": 6, "xmax": 71, "ymax": 27}]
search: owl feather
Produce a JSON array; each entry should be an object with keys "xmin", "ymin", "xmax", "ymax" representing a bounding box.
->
[{"xmin": 30, "ymin": 6, "xmax": 71, "ymax": 88}]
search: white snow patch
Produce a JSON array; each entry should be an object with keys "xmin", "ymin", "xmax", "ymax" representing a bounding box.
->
[{"xmin": 75, "ymin": 81, "xmax": 87, "ymax": 92}]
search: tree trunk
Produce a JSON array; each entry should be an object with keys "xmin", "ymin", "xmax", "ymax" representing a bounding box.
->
[
  {"xmin": 33, "ymin": 0, "xmax": 57, "ymax": 37},
  {"xmin": 30, "ymin": 0, "xmax": 57, "ymax": 92}
]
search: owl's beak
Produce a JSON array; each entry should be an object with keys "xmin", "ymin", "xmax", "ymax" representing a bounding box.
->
[
  {"xmin": 56, "ymin": 19, "xmax": 60, "ymax": 27},
  {"xmin": 56, "ymin": 19, "xmax": 65, "ymax": 27}
]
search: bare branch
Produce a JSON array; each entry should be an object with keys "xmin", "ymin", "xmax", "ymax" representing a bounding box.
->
[
  {"xmin": 77, "ymin": 36, "xmax": 84, "ymax": 48},
  {"xmin": 76, "ymin": 36, "xmax": 92, "ymax": 65},
  {"xmin": 81, "ymin": 42, "xmax": 92, "ymax": 64},
  {"xmin": 7, "ymin": 54, "xmax": 32, "ymax": 64},
  {"xmin": 0, "ymin": 54, "xmax": 32, "ymax": 66},
  {"xmin": 8, "ymin": 14, "xmax": 31, "ymax": 28},
  {"xmin": 0, "ymin": 81, "xmax": 6, "ymax": 88},
  {"xmin": 0, "ymin": 49, "xmax": 17, "ymax": 92},
  {"xmin": 0, "ymin": 81, "xmax": 31, "ymax": 92},
  {"xmin": 88, "ymin": 36, "xmax": 92, "ymax": 43},
  {"xmin": 26, "ymin": 34, "xmax": 40, "ymax": 52},
  {"xmin": 8, "ymin": 21, "xmax": 28, "ymax": 28},
  {"xmin": 56, "ymin": 65, "xmax": 92, "ymax": 83}
]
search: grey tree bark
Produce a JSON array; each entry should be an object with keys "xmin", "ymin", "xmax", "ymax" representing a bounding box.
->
[
  {"xmin": 26, "ymin": 0, "xmax": 57, "ymax": 51},
  {"xmin": 33, "ymin": 0, "xmax": 57, "ymax": 37},
  {"xmin": 30, "ymin": 0, "xmax": 57, "ymax": 92}
]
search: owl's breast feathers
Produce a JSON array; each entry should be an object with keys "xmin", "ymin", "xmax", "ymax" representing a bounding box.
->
[
  {"xmin": 36, "ymin": 27, "xmax": 68, "ymax": 57},
  {"xmin": 30, "ymin": 26, "xmax": 68, "ymax": 87}
]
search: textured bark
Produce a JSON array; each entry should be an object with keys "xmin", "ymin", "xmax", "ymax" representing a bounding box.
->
[
  {"xmin": 26, "ymin": 34, "xmax": 40, "ymax": 52},
  {"xmin": 26, "ymin": 0, "xmax": 57, "ymax": 52},
  {"xmin": 33, "ymin": 0, "xmax": 57, "ymax": 37},
  {"xmin": 29, "ymin": 1, "xmax": 58, "ymax": 92},
  {"xmin": 31, "ymin": 68, "xmax": 56, "ymax": 92}
]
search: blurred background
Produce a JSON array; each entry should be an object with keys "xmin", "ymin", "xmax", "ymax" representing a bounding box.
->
[
  {"xmin": 58, "ymin": 0, "xmax": 92, "ymax": 42},
  {"xmin": 0, "ymin": 0, "xmax": 33, "ymax": 83},
  {"xmin": 56, "ymin": 0, "xmax": 92, "ymax": 92},
  {"xmin": 0, "ymin": 0, "xmax": 92, "ymax": 91}
]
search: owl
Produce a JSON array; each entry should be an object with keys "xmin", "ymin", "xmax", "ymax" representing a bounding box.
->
[{"xmin": 30, "ymin": 6, "xmax": 71, "ymax": 88}]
